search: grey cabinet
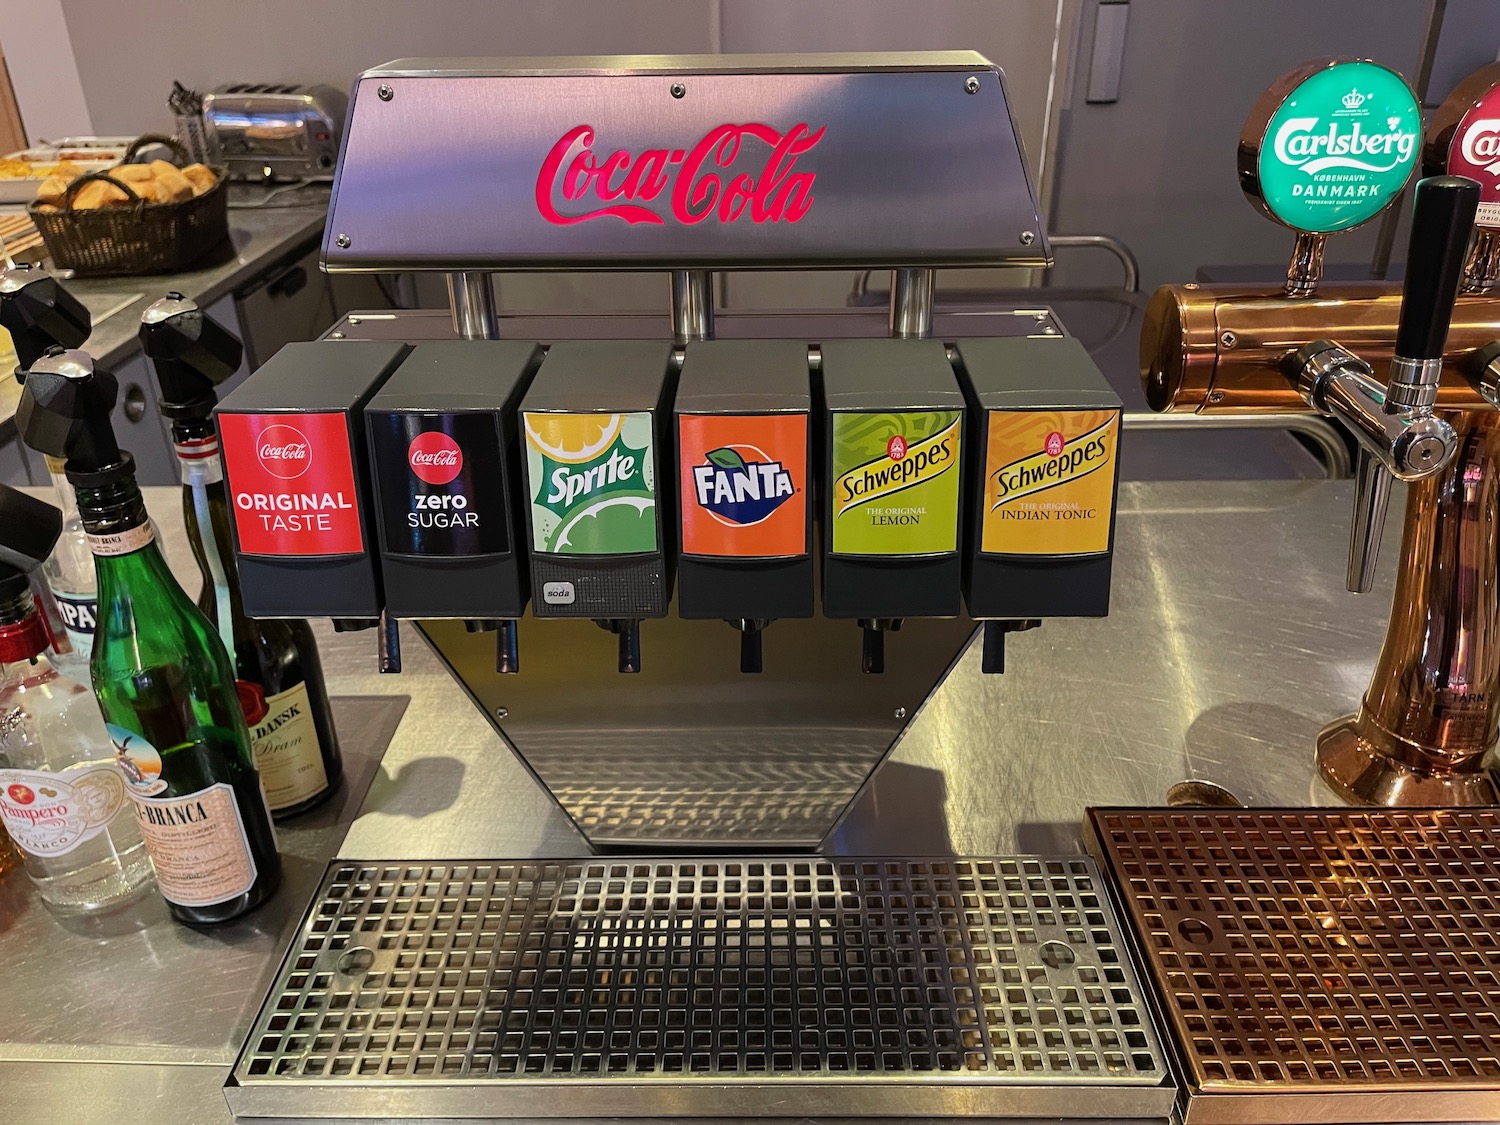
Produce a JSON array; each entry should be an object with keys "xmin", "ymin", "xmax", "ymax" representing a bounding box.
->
[{"xmin": 111, "ymin": 352, "xmax": 176, "ymax": 487}]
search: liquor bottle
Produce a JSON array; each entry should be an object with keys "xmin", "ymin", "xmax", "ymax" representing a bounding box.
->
[
  {"xmin": 0, "ymin": 489, "xmax": 155, "ymax": 914},
  {"xmin": 39, "ymin": 454, "xmax": 98, "ymax": 677},
  {"xmin": 142, "ymin": 295, "xmax": 343, "ymax": 817},
  {"xmin": 17, "ymin": 347, "xmax": 281, "ymax": 924}
]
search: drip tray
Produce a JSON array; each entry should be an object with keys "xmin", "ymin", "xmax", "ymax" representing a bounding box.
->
[
  {"xmin": 1086, "ymin": 807, "xmax": 1500, "ymax": 1124},
  {"xmin": 226, "ymin": 856, "xmax": 1175, "ymax": 1120}
]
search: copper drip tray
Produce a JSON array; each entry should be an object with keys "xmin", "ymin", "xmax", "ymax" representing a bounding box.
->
[
  {"xmin": 226, "ymin": 856, "xmax": 1175, "ymax": 1120},
  {"xmin": 1086, "ymin": 807, "xmax": 1500, "ymax": 1124}
]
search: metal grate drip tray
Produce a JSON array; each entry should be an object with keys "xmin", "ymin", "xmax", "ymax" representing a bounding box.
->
[
  {"xmin": 227, "ymin": 856, "xmax": 1174, "ymax": 1119},
  {"xmin": 1086, "ymin": 807, "xmax": 1500, "ymax": 1124}
]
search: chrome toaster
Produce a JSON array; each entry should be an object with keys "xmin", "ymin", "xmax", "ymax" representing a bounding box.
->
[{"xmin": 202, "ymin": 83, "xmax": 348, "ymax": 181}]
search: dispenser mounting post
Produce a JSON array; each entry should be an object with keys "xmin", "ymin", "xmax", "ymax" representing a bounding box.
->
[
  {"xmin": 446, "ymin": 272, "xmax": 498, "ymax": 340},
  {"xmin": 889, "ymin": 268, "xmax": 935, "ymax": 339},
  {"xmin": 670, "ymin": 270, "xmax": 715, "ymax": 344}
]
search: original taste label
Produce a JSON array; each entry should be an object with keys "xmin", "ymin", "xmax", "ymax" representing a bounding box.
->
[{"xmin": 219, "ymin": 412, "xmax": 364, "ymax": 556}]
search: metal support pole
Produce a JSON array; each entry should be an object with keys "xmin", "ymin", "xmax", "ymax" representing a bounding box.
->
[
  {"xmin": 889, "ymin": 268, "xmax": 935, "ymax": 339},
  {"xmin": 670, "ymin": 269, "xmax": 715, "ymax": 343},
  {"xmin": 446, "ymin": 272, "xmax": 498, "ymax": 340}
]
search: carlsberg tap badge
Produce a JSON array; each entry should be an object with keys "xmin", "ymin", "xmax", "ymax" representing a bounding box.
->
[
  {"xmin": 1256, "ymin": 60, "xmax": 1420, "ymax": 234},
  {"xmin": 525, "ymin": 412, "xmax": 657, "ymax": 555}
]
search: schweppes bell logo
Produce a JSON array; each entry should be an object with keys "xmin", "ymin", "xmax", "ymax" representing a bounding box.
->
[
  {"xmin": 834, "ymin": 417, "xmax": 960, "ymax": 518},
  {"xmin": 991, "ymin": 418, "xmax": 1114, "ymax": 508}
]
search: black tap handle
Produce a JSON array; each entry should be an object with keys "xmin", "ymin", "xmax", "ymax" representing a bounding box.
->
[
  {"xmin": 16, "ymin": 347, "xmax": 121, "ymax": 469},
  {"xmin": 138, "ymin": 294, "xmax": 244, "ymax": 418},
  {"xmin": 1396, "ymin": 176, "xmax": 1481, "ymax": 361},
  {"xmin": 0, "ymin": 266, "xmax": 91, "ymax": 375}
]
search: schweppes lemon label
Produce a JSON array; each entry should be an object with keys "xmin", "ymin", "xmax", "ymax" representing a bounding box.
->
[
  {"xmin": 830, "ymin": 411, "xmax": 961, "ymax": 555},
  {"xmin": 982, "ymin": 409, "xmax": 1119, "ymax": 555}
]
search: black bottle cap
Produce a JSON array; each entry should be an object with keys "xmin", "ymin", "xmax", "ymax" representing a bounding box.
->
[
  {"xmin": 139, "ymin": 293, "xmax": 244, "ymax": 419},
  {"xmin": 0, "ymin": 482, "xmax": 63, "ymax": 575},
  {"xmin": 16, "ymin": 347, "xmax": 123, "ymax": 471}
]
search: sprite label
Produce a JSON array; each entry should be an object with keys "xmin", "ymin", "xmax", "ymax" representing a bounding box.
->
[
  {"xmin": 524, "ymin": 411, "xmax": 657, "ymax": 555},
  {"xmin": 829, "ymin": 410, "xmax": 961, "ymax": 556},
  {"xmin": 1256, "ymin": 60, "xmax": 1420, "ymax": 234}
]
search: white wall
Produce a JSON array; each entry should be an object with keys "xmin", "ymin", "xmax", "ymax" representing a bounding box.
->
[{"xmin": 0, "ymin": 0, "xmax": 91, "ymax": 143}]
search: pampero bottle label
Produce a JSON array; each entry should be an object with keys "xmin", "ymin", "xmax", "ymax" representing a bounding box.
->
[
  {"xmin": 679, "ymin": 414, "xmax": 806, "ymax": 558},
  {"xmin": 830, "ymin": 411, "xmax": 961, "ymax": 556},
  {"xmin": 219, "ymin": 412, "xmax": 364, "ymax": 556},
  {"xmin": 1446, "ymin": 81, "xmax": 1500, "ymax": 227},
  {"xmin": 369, "ymin": 412, "xmax": 510, "ymax": 558},
  {"xmin": 1256, "ymin": 60, "xmax": 1420, "ymax": 233},
  {"xmin": 0, "ymin": 766, "xmax": 126, "ymax": 858},
  {"xmin": 982, "ymin": 410, "xmax": 1119, "ymax": 556},
  {"xmin": 524, "ymin": 412, "xmax": 657, "ymax": 555},
  {"xmin": 52, "ymin": 591, "xmax": 97, "ymax": 655}
]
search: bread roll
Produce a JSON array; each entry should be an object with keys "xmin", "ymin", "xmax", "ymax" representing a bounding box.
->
[
  {"xmin": 35, "ymin": 175, "xmax": 71, "ymax": 205},
  {"xmin": 181, "ymin": 163, "xmax": 217, "ymax": 195},
  {"xmin": 113, "ymin": 163, "xmax": 154, "ymax": 184},
  {"xmin": 73, "ymin": 179, "xmax": 130, "ymax": 209},
  {"xmin": 152, "ymin": 167, "xmax": 193, "ymax": 203}
]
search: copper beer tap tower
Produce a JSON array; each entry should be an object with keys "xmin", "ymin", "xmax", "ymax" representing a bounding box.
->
[{"xmin": 1142, "ymin": 58, "xmax": 1500, "ymax": 805}]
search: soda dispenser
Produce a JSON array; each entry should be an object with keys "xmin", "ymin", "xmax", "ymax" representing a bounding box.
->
[
  {"xmin": 819, "ymin": 338, "xmax": 965, "ymax": 672},
  {"xmin": 365, "ymin": 341, "xmax": 541, "ymax": 673},
  {"xmin": 215, "ymin": 341, "xmax": 409, "ymax": 665},
  {"xmin": 955, "ymin": 336, "xmax": 1122, "ymax": 672},
  {"xmin": 519, "ymin": 340, "xmax": 674, "ymax": 673},
  {"xmin": 675, "ymin": 340, "xmax": 812, "ymax": 672}
]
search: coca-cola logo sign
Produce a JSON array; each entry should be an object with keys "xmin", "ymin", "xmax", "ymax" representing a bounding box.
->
[
  {"xmin": 536, "ymin": 122, "xmax": 825, "ymax": 227},
  {"xmin": 407, "ymin": 431, "xmax": 463, "ymax": 485},
  {"xmin": 256, "ymin": 424, "xmax": 312, "ymax": 479}
]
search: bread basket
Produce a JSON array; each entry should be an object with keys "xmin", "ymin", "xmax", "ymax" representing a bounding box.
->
[{"xmin": 27, "ymin": 135, "xmax": 230, "ymax": 277}]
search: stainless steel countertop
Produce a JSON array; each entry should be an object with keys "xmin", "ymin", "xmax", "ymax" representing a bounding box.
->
[{"xmin": 3, "ymin": 479, "xmax": 1391, "ymax": 1122}]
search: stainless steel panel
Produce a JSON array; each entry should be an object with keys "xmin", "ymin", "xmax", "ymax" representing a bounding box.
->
[
  {"xmin": 422, "ymin": 613, "xmax": 975, "ymax": 849},
  {"xmin": 324, "ymin": 55, "xmax": 1048, "ymax": 271},
  {"xmin": 1088, "ymin": 807, "xmax": 1500, "ymax": 1124},
  {"xmin": 226, "ymin": 856, "xmax": 1174, "ymax": 1119}
]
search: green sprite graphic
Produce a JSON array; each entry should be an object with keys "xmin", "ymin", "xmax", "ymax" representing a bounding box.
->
[{"xmin": 526, "ymin": 412, "xmax": 656, "ymax": 555}]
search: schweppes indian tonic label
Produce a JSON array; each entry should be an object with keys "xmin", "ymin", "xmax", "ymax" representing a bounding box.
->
[
  {"xmin": 830, "ymin": 411, "xmax": 961, "ymax": 555},
  {"xmin": 524, "ymin": 411, "xmax": 657, "ymax": 555},
  {"xmin": 982, "ymin": 409, "xmax": 1119, "ymax": 556}
]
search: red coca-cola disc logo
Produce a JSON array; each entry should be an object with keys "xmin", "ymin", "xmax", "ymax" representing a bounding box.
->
[
  {"xmin": 255, "ymin": 424, "xmax": 312, "ymax": 480},
  {"xmin": 236, "ymin": 680, "xmax": 270, "ymax": 726},
  {"xmin": 407, "ymin": 431, "xmax": 464, "ymax": 485},
  {"xmin": 1045, "ymin": 432, "xmax": 1065, "ymax": 457},
  {"xmin": 887, "ymin": 435, "xmax": 908, "ymax": 461}
]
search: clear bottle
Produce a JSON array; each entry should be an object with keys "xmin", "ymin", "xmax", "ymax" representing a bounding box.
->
[
  {"xmin": 0, "ymin": 573, "xmax": 155, "ymax": 915},
  {"xmin": 40, "ymin": 454, "xmax": 99, "ymax": 679}
]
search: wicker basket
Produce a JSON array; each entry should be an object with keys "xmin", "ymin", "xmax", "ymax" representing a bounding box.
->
[{"xmin": 27, "ymin": 135, "xmax": 229, "ymax": 277}]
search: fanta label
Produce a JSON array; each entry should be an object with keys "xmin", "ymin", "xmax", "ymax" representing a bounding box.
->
[{"xmin": 679, "ymin": 414, "xmax": 806, "ymax": 559}]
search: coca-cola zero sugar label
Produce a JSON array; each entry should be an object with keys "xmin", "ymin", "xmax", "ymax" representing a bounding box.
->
[
  {"xmin": 1446, "ymin": 82, "xmax": 1500, "ymax": 227},
  {"xmin": 219, "ymin": 412, "xmax": 364, "ymax": 556},
  {"xmin": 369, "ymin": 412, "xmax": 509, "ymax": 558},
  {"xmin": 1255, "ymin": 61, "xmax": 1420, "ymax": 234}
]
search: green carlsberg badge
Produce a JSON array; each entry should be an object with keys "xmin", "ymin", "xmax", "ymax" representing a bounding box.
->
[{"xmin": 1255, "ymin": 60, "xmax": 1420, "ymax": 233}]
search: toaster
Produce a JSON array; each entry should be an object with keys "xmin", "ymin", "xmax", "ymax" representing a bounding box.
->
[{"xmin": 202, "ymin": 83, "xmax": 347, "ymax": 181}]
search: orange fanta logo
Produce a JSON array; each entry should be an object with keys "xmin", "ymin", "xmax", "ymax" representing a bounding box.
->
[{"xmin": 678, "ymin": 414, "xmax": 807, "ymax": 558}]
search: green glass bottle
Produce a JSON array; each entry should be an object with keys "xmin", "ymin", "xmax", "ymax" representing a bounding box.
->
[
  {"xmin": 77, "ymin": 458, "xmax": 281, "ymax": 925},
  {"xmin": 174, "ymin": 416, "xmax": 342, "ymax": 817}
]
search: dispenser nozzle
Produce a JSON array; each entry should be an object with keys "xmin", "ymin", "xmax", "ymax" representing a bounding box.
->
[
  {"xmin": 0, "ymin": 264, "xmax": 91, "ymax": 376},
  {"xmin": 16, "ymin": 347, "xmax": 122, "ymax": 472},
  {"xmin": 138, "ymin": 293, "xmax": 244, "ymax": 419},
  {"xmin": 732, "ymin": 619, "xmax": 767, "ymax": 674},
  {"xmin": 378, "ymin": 609, "xmax": 401, "ymax": 674}
]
